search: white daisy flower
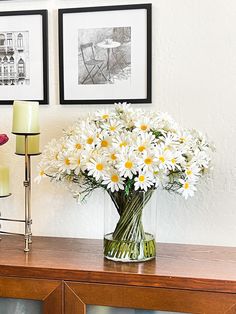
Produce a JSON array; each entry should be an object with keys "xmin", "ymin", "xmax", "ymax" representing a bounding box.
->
[
  {"xmin": 57, "ymin": 151, "xmax": 73, "ymax": 174},
  {"xmin": 112, "ymin": 132, "xmax": 131, "ymax": 149},
  {"xmin": 34, "ymin": 166, "xmax": 47, "ymax": 184},
  {"xmin": 134, "ymin": 116, "xmax": 152, "ymax": 133},
  {"xmin": 177, "ymin": 130, "xmax": 194, "ymax": 149},
  {"xmin": 81, "ymin": 124, "xmax": 100, "ymax": 147},
  {"xmin": 185, "ymin": 164, "xmax": 201, "ymax": 179},
  {"xmin": 66, "ymin": 135, "xmax": 83, "ymax": 152},
  {"xmin": 134, "ymin": 171, "xmax": 154, "ymax": 191},
  {"xmin": 63, "ymin": 123, "xmax": 78, "ymax": 137},
  {"xmin": 43, "ymin": 138, "xmax": 64, "ymax": 163},
  {"xmin": 155, "ymin": 147, "xmax": 173, "ymax": 170},
  {"xmin": 169, "ymin": 151, "xmax": 186, "ymax": 171},
  {"xmin": 179, "ymin": 179, "xmax": 197, "ymax": 199},
  {"xmin": 87, "ymin": 156, "xmax": 107, "ymax": 181},
  {"xmin": 135, "ymin": 132, "xmax": 156, "ymax": 153},
  {"xmin": 102, "ymin": 171, "xmax": 125, "ymax": 192},
  {"xmin": 69, "ymin": 151, "xmax": 82, "ymax": 175},
  {"xmin": 107, "ymin": 149, "xmax": 118, "ymax": 164},
  {"xmin": 137, "ymin": 150, "xmax": 157, "ymax": 172},
  {"xmin": 95, "ymin": 109, "xmax": 112, "ymax": 121},
  {"xmin": 97, "ymin": 132, "xmax": 112, "ymax": 149},
  {"xmin": 161, "ymin": 132, "xmax": 179, "ymax": 147},
  {"xmin": 116, "ymin": 148, "xmax": 138, "ymax": 179},
  {"xmin": 101, "ymin": 119, "xmax": 124, "ymax": 135},
  {"xmin": 115, "ymin": 102, "xmax": 132, "ymax": 114}
]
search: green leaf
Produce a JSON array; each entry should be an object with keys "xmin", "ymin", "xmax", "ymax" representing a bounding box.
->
[
  {"xmin": 124, "ymin": 178, "xmax": 134, "ymax": 196},
  {"xmin": 151, "ymin": 129, "xmax": 162, "ymax": 138}
]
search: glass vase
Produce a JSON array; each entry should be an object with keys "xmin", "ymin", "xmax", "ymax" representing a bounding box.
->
[{"xmin": 104, "ymin": 189, "xmax": 157, "ymax": 262}]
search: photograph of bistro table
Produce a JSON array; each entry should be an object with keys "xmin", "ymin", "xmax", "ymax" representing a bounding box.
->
[
  {"xmin": 59, "ymin": 4, "xmax": 152, "ymax": 104},
  {"xmin": 96, "ymin": 37, "xmax": 127, "ymax": 83},
  {"xmin": 79, "ymin": 27, "xmax": 131, "ymax": 85}
]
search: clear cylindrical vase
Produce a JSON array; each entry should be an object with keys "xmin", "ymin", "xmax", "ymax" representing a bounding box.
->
[{"xmin": 104, "ymin": 189, "xmax": 157, "ymax": 262}]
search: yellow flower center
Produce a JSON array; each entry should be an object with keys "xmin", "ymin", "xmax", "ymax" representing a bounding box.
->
[
  {"xmin": 77, "ymin": 159, "xmax": 80, "ymax": 165},
  {"xmin": 120, "ymin": 141, "xmax": 127, "ymax": 147},
  {"xmin": 138, "ymin": 145, "xmax": 146, "ymax": 152},
  {"xmin": 159, "ymin": 156, "xmax": 165, "ymax": 163},
  {"xmin": 96, "ymin": 163, "xmax": 104, "ymax": 171},
  {"xmin": 87, "ymin": 137, "xmax": 94, "ymax": 145},
  {"xmin": 186, "ymin": 169, "xmax": 192, "ymax": 176},
  {"xmin": 184, "ymin": 182, "xmax": 189, "ymax": 190},
  {"xmin": 64, "ymin": 158, "xmax": 70, "ymax": 166},
  {"xmin": 101, "ymin": 140, "xmax": 109, "ymax": 148},
  {"xmin": 180, "ymin": 137, "xmax": 186, "ymax": 143},
  {"xmin": 111, "ymin": 174, "xmax": 119, "ymax": 183},
  {"xmin": 40, "ymin": 170, "xmax": 44, "ymax": 176},
  {"xmin": 109, "ymin": 126, "xmax": 116, "ymax": 131},
  {"xmin": 75, "ymin": 143, "xmax": 82, "ymax": 150},
  {"xmin": 144, "ymin": 157, "xmax": 153, "ymax": 165},
  {"xmin": 171, "ymin": 158, "xmax": 176, "ymax": 164},
  {"xmin": 125, "ymin": 161, "xmax": 133, "ymax": 169},
  {"xmin": 140, "ymin": 124, "xmax": 148, "ymax": 131},
  {"xmin": 139, "ymin": 175, "xmax": 145, "ymax": 182},
  {"xmin": 102, "ymin": 114, "xmax": 109, "ymax": 120},
  {"xmin": 55, "ymin": 153, "xmax": 59, "ymax": 160},
  {"xmin": 111, "ymin": 153, "xmax": 117, "ymax": 161}
]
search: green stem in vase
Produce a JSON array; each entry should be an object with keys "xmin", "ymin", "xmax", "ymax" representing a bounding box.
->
[{"xmin": 104, "ymin": 189, "xmax": 156, "ymax": 262}]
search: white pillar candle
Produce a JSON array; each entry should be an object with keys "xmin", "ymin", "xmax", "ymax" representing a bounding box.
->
[
  {"xmin": 0, "ymin": 166, "xmax": 9, "ymax": 197},
  {"xmin": 12, "ymin": 100, "xmax": 40, "ymax": 134},
  {"xmin": 16, "ymin": 135, "xmax": 40, "ymax": 155}
]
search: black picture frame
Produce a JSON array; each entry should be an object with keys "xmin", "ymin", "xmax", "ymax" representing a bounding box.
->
[
  {"xmin": 0, "ymin": 10, "xmax": 49, "ymax": 105},
  {"xmin": 59, "ymin": 4, "xmax": 152, "ymax": 105}
]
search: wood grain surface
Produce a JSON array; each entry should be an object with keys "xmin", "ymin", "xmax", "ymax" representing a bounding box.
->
[
  {"xmin": 65, "ymin": 282, "xmax": 236, "ymax": 314},
  {"xmin": 0, "ymin": 235, "xmax": 236, "ymax": 293},
  {"xmin": 0, "ymin": 276, "xmax": 62, "ymax": 314}
]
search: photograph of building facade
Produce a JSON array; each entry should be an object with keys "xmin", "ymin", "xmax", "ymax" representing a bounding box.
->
[{"xmin": 0, "ymin": 31, "xmax": 30, "ymax": 86}]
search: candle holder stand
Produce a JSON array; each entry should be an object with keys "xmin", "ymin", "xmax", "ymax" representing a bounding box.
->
[{"xmin": 0, "ymin": 133, "xmax": 41, "ymax": 252}]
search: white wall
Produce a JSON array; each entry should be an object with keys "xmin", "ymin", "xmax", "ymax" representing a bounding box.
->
[{"xmin": 0, "ymin": 0, "xmax": 235, "ymax": 246}]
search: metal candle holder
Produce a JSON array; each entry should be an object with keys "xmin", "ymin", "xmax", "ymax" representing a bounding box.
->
[{"xmin": 0, "ymin": 133, "xmax": 41, "ymax": 252}]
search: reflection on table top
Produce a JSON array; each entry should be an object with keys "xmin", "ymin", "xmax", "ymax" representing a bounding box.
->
[{"xmin": 0, "ymin": 235, "xmax": 236, "ymax": 294}]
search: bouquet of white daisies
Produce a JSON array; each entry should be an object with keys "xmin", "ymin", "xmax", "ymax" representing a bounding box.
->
[{"xmin": 37, "ymin": 103, "xmax": 213, "ymax": 201}]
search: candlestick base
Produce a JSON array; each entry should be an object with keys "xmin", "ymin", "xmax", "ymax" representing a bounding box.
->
[{"xmin": 1, "ymin": 133, "xmax": 39, "ymax": 252}]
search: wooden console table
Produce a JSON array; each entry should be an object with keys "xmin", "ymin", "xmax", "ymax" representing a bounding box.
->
[{"xmin": 0, "ymin": 235, "xmax": 236, "ymax": 313}]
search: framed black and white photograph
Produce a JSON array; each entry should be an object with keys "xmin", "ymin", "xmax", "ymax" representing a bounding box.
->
[
  {"xmin": 59, "ymin": 4, "xmax": 152, "ymax": 104},
  {"xmin": 0, "ymin": 10, "xmax": 48, "ymax": 105}
]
